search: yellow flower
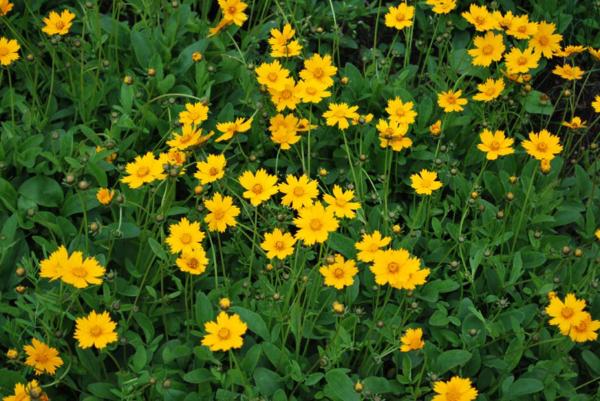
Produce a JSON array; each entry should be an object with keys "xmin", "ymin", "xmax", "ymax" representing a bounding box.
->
[
  {"xmin": 568, "ymin": 312, "xmax": 600, "ymax": 343},
  {"xmin": 552, "ymin": 64, "xmax": 584, "ymax": 80},
  {"xmin": 495, "ymin": 10, "xmax": 514, "ymax": 30},
  {"xmin": 384, "ymin": 3, "xmax": 415, "ymax": 31},
  {"xmin": 410, "ymin": 169, "xmax": 443, "ymax": 195},
  {"xmin": 293, "ymin": 202, "xmax": 339, "ymax": 245},
  {"xmin": 74, "ymin": 310, "xmax": 118, "ymax": 349},
  {"xmin": 432, "ymin": 376, "xmax": 478, "ymax": 401},
  {"xmin": 505, "ymin": 15, "xmax": 537, "ymax": 39},
  {"xmin": 461, "ymin": 4, "xmax": 499, "ymax": 31},
  {"xmin": 167, "ymin": 124, "xmax": 205, "ymax": 150},
  {"xmin": 529, "ymin": 21, "xmax": 562, "ymax": 58},
  {"xmin": 355, "ymin": 231, "xmax": 391, "ymax": 263},
  {"xmin": 24, "ymin": 339, "xmax": 63, "ymax": 375},
  {"xmin": 332, "ymin": 301, "xmax": 345, "ymax": 314},
  {"xmin": 192, "ymin": 51, "xmax": 203, "ymax": 62},
  {"xmin": 477, "ymin": 129, "xmax": 514, "ymax": 160},
  {"xmin": 386, "ymin": 97, "xmax": 417, "ymax": 125},
  {"xmin": 279, "ymin": 174, "xmax": 319, "ymax": 210},
  {"xmin": 400, "ymin": 328, "xmax": 425, "ymax": 352},
  {"xmin": 323, "ymin": 103, "xmax": 359, "ymax": 130},
  {"xmin": 468, "ymin": 32, "xmax": 505, "ymax": 67},
  {"xmin": 42, "ymin": 9, "xmax": 76, "ymax": 36},
  {"xmin": 593, "ymin": 95, "xmax": 600, "ymax": 113},
  {"xmin": 546, "ymin": 293, "xmax": 587, "ymax": 335},
  {"xmin": 166, "ymin": 217, "xmax": 205, "ymax": 254},
  {"xmin": 269, "ymin": 114, "xmax": 302, "ymax": 150},
  {"xmin": 219, "ymin": 0, "xmax": 248, "ymax": 26},
  {"xmin": 219, "ymin": 298, "xmax": 231, "ymax": 310},
  {"xmin": 561, "ymin": 116, "xmax": 587, "ymax": 129},
  {"xmin": 215, "ymin": 117, "xmax": 253, "ymax": 142},
  {"xmin": 300, "ymin": 54, "xmax": 337, "ymax": 88},
  {"xmin": 256, "ymin": 60, "xmax": 291, "ymax": 90},
  {"xmin": 521, "ymin": 129, "xmax": 563, "ymax": 161},
  {"xmin": 158, "ymin": 149, "xmax": 187, "ymax": 174},
  {"xmin": 596, "ymin": 228, "xmax": 600, "ymax": 240},
  {"xmin": 239, "ymin": 169, "xmax": 279, "ymax": 206},
  {"xmin": 122, "ymin": 152, "xmax": 164, "ymax": 189},
  {"xmin": 96, "ymin": 188, "xmax": 115, "ymax": 205},
  {"xmin": 589, "ymin": 47, "xmax": 600, "ymax": 61},
  {"xmin": 0, "ymin": 0, "xmax": 13, "ymax": 16},
  {"xmin": 61, "ymin": 251, "xmax": 105, "ymax": 289},
  {"xmin": 437, "ymin": 89, "xmax": 468, "ymax": 112},
  {"xmin": 0, "ymin": 36, "xmax": 19, "ymax": 66},
  {"xmin": 39, "ymin": 245, "xmax": 69, "ymax": 281},
  {"xmin": 370, "ymin": 248, "xmax": 427, "ymax": 290},
  {"xmin": 425, "ymin": 0, "xmax": 456, "ymax": 14},
  {"xmin": 554, "ymin": 45, "xmax": 587, "ymax": 57},
  {"xmin": 195, "ymin": 154, "xmax": 226, "ymax": 185},
  {"xmin": 319, "ymin": 254, "xmax": 358, "ymax": 289},
  {"xmin": 4, "ymin": 380, "xmax": 48, "ymax": 401},
  {"xmin": 179, "ymin": 102, "xmax": 209, "ymax": 126},
  {"xmin": 269, "ymin": 24, "xmax": 302, "ymax": 58},
  {"xmin": 269, "ymin": 77, "xmax": 301, "ymax": 111},
  {"xmin": 202, "ymin": 311, "xmax": 247, "ymax": 352},
  {"xmin": 297, "ymin": 79, "xmax": 331, "ymax": 103},
  {"xmin": 204, "ymin": 193, "xmax": 240, "ymax": 232},
  {"xmin": 323, "ymin": 185, "xmax": 360, "ymax": 219},
  {"xmin": 6, "ymin": 349, "xmax": 18, "ymax": 360},
  {"xmin": 504, "ymin": 46, "xmax": 540, "ymax": 74},
  {"xmin": 429, "ymin": 120, "xmax": 442, "ymax": 136},
  {"xmin": 176, "ymin": 246, "xmax": 209, "ymax": 275},
  {"xmin": 472, "ymin": 77, "xmax": 505, "ymax": 102},
  {"xmin": 540, "ymin": 158, "xmax": 551, "ymax": 174},
  {"xmin": 261, "ymin": 228, "xmax": 296, "ymax": 260}
]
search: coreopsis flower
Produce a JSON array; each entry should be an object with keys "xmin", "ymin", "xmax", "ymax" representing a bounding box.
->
[
  {"xmin": 332, "ymin": 301, "xmax": 345, "ymax": 314},
  {"xmin": 429, "ymin": 120, "xmax": 442, "ymax": 136},
  {"xmin": 96, "ymin": 145, "xmax": 117, "ymax": 163},
  {"xmin": 370, "ymin": 248, "xmax": 428, "ymax": 290},
  {"xmin": 122, "ymin": 152, "xmax": 164, "ymax": 189},
  {"xmin": 529, "ymin": 21, "xmax": 562, "ymax": 58},
  {"xmin": 432, "ymin": 377, "xmax": 478, "ymax": 401},
  {"xmin": 209, "ymin": 0, "xmax": 248, "ymax": 36},
  {"xmin": 192, "ymin": 51, "xmax": 203, "ymax": 62},
  {"xmin": 215, "ymin": 117, "xmax": 253, "ymax": 142},
  {"xmin": 323, "ymin": 185, "xmax": 360, "ymax": 219},
  {"xmin": 410, "ymin": 169, "xmax": 442, "ymax": 195},
  {"xmin": 166, "ymin": 217, "xmax": 205, "ymax": 254},
  {"xmin": 540, "ymin": 158, "xmax": 551, "ymax": 174},
  {"xmin": 261, "ymin": 228, "xmax": 296, "ymax": 259},
  {"xmin": 296, "ymin": 79, "xmax": 331, "ymax": 103},
  {"xmin": 545, "ymin": 293, "xmax": 587, "ymax": 335},
  {"xmin": 279, "ymin": 174, "xmax": 319, "ymax": 210},
  {"xmin": 293, "ymin": 202, "xmax": 339, "ymax": 245},
  {"xmin": 554, "ymin": 45, "xmax": 586, "ymax": 57},
  {"xmin": 268, "ymin": 114, "xmax": 302, "ymax": 150},
  {"xmin": 376, "ymin": 119, "xmax": 412, "ymax": 152},
  {"xmin": 158, "ymin": 149, "xmax": 187, "ymax": 175},
  {"xmin": 24, "ymin": 339, "xmax": 63, "ymax": 375},
  {"xmin": 39, "ymin": 245, "xmax": 69, "ymax": 281},
  {"xmin": 425, "ymin": 0, "xmax": 456, "ymax": 14},
  {"xmin": 202, "ymin": 312, "xmax": 247, "ymax": 352},
  {"xmin": 319, "ymin": 254, "xmax": 358, "ymax": 290},
  {"xmin": 204, "ymin": 193, "xmax": 240, "ymax": 232},
  {"xmin": 269, "ymin": 77, "xmax": 301, "ymax": 111},
  {"xmin": 269, "ymin": 23, "xmax": 302, "ymax": 58},
  {"xmin": 561, "ymin": 117, "xmax": 587, "ymax": 129},
  {"xmin": 505, "ymin": 15, "xmax": 537, "ymax": 39},
  {"xmin": 4, "ymin": 380, "xmax": 48, "ymax": 401},
  {"xmin": 355, "ymin": 231, "xmax": 391, "ymax": 263},
  {"xmin": 568, "ymin": 312, "xmax": 600, "ymax": 342},
  {"xmin": 300, "ymin": 54, "xmax": 337, "ymax": 88},
  {"xmin": 0, "ymin": 0, "xmax": 13, "ymax": 16},
  {"xmin": 256, "ymin": 60, "xmax": 290, "ymax": 90},
  {"xmin": 552, "ymin": 64, "xmax": 584, "ymax": 80},
  {"xmin": 504, "ymin": 46, "xmax": 540, "ymax": 74},
  {"xmin": 323, "ymin": 103, "xmax": 359, "ymax": 130},
  {"xmin": 400, "ymin": 328, "xmax": 425, "ymax": 352},
  {"xmin": 589, "ymin": 47, "xmax": 600, "ymax": 61},
  {"xmin": 42, "ymin": 9, "xmax": 76, "ymax": 36},
  {"xmin": 521, "ymin": 129, "xmax": 563, "ymax": 161},
  {"xmin": 386, "ymin": 97, "xmax": 417, "ymax": 125},
  {"xmin": 0, "ymin": 36, "xmax": 19, "ymax": 66},
  {"xmin": 96, "ymin": 188, "xmax": 115, "ymax": 205},
  {"xmin": 593, "ymin": 95, "xmax": 600, "ymax": 113},
  {"xmin": 468, "ymin": 32, "xmax": 505, "ymax": 67},
  {"xmin": 219, "ymin": 298, "xmax": 231, "ymax": 310},
  {"xmin": 179, "ymin": 102, "xmax": 209, "ymax": 126},
  {"xmin": 176, "ymin": 246, "xmax": 209, "ymax": 275},
  {"xmin": 239, "ymin": 169, "xmax": 279, "ymax": 206},
  {"xmin": 61, "ymin": 251, "xmax": 105, "ymax": 289},
  {"xmin": 477, "ymin": 129, "xmax": 514, "ymax": 160},
  {"xmin": 495, "ymin": 10, "xmax": 515, "ymax": 30},
  {"xmin": 473, "ymin": 78, "xmax": 505, "ymax": 102},
  {"xmin": 6, "ymin": 349, "xmax": 18, "ymax": 359},
  {"xmin": 74, "ymin": 311, "xmax": 118, "ymax": 349},
  {"xmin": 437, "ymin": 90, "xmax": 468, "ymax": 112},
  {"xmin": 461, "ymin": 4, "xmax": 499, "ymax": 31},
  {"xmin": 167, "ymin": 124, "xmax": 205, "ymax": 150},
  {"xmin": 384, "ymin": 3, "xmax": 415, "ymax": 31},
  {"xmin": 195, "ymin": 154, "xmax": 226, "ymax": 185}
]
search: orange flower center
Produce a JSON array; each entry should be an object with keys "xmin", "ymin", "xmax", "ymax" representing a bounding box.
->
[
  {"xmin": 518, "ymin": 25, "xmax": 527, "ymax": 33},
  {"xmin": 71, "ymin": 266, "xmax": 88, "ymax": 278},
  {"xmin": 35, "ymin": 353, "xmax": 49, "ymax": 364},
  {"xmin": 293, "ymin": 186, "xmax": 305, "ymax": 196},
  {"xmin": 561, "ymin": 307, "xmax": 574, "ymax": 318},
  {"xmin": 517, "ymin": 56, "xmax": 528, "ymax": 65},
  {"xmin": 310, "ymin": 218, "xmax": 323, "ymax": 231},
  {"xmin": 306, "ymin": 86, "xmax": 317, "ymax": 95},
  {"xmin": 489, "ymin": 141, "xmax": 501, "ymax": 151},
  {"xmin": 281, "ymin": 89, "xmax": 292, "ymax": 99},
  {"xmin": 55, "ymin": 20, "xmax": 65, "ymax": 30},
  {"xmin": 445, "ymin": 387, "xmax": 463, "ymax": 401},
  {"xmin": 395, "ymin": 12, "xmax": 406, "ymax": 22},
  {"xmin": 445, "ymin": 95, "xmax": 456, "ymax": 104},
  {"xmin": 538, "ymin": 36, "xmax": 549, "ymax": 46},
  {"xmin": 536, "ymin": 142, "xmax": 548, "ymax": 152},
  {"xmin": 387, "ymin": 262, "xmax": 399, "ymax": 273},
  {"xmin": 333, "ymin": 268, "xmax": 345, "ymax": 278},
  {"xmin": 574, "ymin": 319, "xmax": 588, "ymax": 332},
  {"xmin": 335, "ymin": 197, "xmax": 347, "ymax": 207},
  {"xmin": 90, "ymin": 325, "xmax": 103, "ymax": 337},
  {"xmin": 475, "ymin": 16, "xmax": 485, "ymax": 25},
  {"xmin": 218, "ymin": 327, "xmax": 231, "ymax": 339},
  {"xmin": 252, "ymin": 183, "xmax": 263, "ymax": 194},
  {"xmin": 0, "ymin": 47, "xmax": 8, "ymax": 57},
  {"xmin": 137, "ymin": 166, "xmax": 150, "ymax": 178},
  {"xmin": 180, "ymin": 233, "xmax": 192, "ymax": 244},
  {"xmin": 228, "ymin": 6, "xmax": 237, "ymax": 14},
  {"xmin": 268, "ymin": 72, "xmax": 278, "ymax": 82},
  {"xmin": 213, "ymin": 209, "xmax": 225, "ymax": 220},
  {"xmin": 189, "ymin": 111, "xmax": 199, "ymax": 121},
  {"xmin": 188, "ymin": 258, "xmax": 199, "ymax": 269},
  {"xmin": 313, "ymin": 68, "xmax": 324, "ymax": 78},
  {"xmin": 482, "ymin": 44, "xmax": 494, "ymax": 55},
  {"xmin": 209, "ymin": 167, "xmax": 219, "ymax": 176},
  {"xmin": 275, "ymin": 241, "xmax": 285, "ymax": 250}
]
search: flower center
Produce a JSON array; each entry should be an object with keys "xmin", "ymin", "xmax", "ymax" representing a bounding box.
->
[
  {"xmin": 395, "ymin": 12, "xmax": 406, "ymax": 22},
  {"xmin": 71, "ymin": 267, "xmax": 88, "ymax": 278},
  {"xmin": 310, "ymin": 218, "xmax": 323, "ymax": 230},
  {"xmin": 275, "ymin": 241, "xmax": 285, "ymax": 250},
  {"xmin": 90, "ymin": 325, "xmax": 103, "ymax": 337},
  {"xmin": 252, "ymin": 183, "xmax": 263, "ymax": 194},
  {"xmin": 35, "ymin": 353, "xmax": 49, "ymax": 363},
  {"xmin": 335, "ymin": 198, "xmax": 347, "ymax": 207},
  {"xmin": 213, "ymin": 209, "xmax": 225, "ymax": 220},
  {"xmin": 0, "ymin": 47, "xmax": 8, "ymax": 57},
  {"xmin": 490, "ymin": 141, "xmax": 501, "ymax": 151},
  {"xmin": 445, "ymin": 387, "xmax": 463, "ymax": 401},
  {"xmin": 313, "ymin": 68, "xmax": 324, "ymax": 78},
  {"xmin": 228, "ymin": 6, "xmax": 237, "ymax": 15},
  {"xmin": 446, "ymin": 95, "xmax": 456, "ymax": 104},
  {"xmin": 209, "ymin": 167, "xmax": 219, "ymax": 176},
  {"xmin": 475, "ymin": 16, "xmax": 485, "ymax": 25},
  {"xmin": 56, "ymin": 20, "xmax": 65, "ymax": 30},
  {"xmin": 137, "ymin": 166, "xmax": 150, "ymax": 177},
  {"xmin": 537, "ymin": 142, "xmax": 548, "ymax": 152},
  {"xmin": 281, "ymin": 89, "xmax": 292, "ymax": 99},
  {"xmin": 306, "ymin": 87, "xmax": 317, "ymax": 95},
  {"xmin": 518, "ymin": 25, "xmax": 527, "ymax": 33},
  {"xmin": 293, "ymin": 187, "xmax": 305, "ymax": 196},
  {"xmin": 218, "ymin": 328, "xmax": 230, "ymax": 339},
  {"xmin": 268, "ymin": 72, "xmax": 278, "ymax": 82},
  {"xmin": 333, "ymin": 268, "xmax": 345, "ymax": 278},
  {"xmin": 575, "ymin": 320, "xmax": 587, "ymax": 331},
  {"xmin": 189, "ymin": 112, "xmax": 199, "ymax": 121},
  {"xmin": 188, "ymin": 258, "xmax": 199, "ymax": 269},
  {"xmin": 180, "ymin": 233, "xmax": 192, "ymax": 244},
  {"xmin": 538, "ymin": 36, "xmax": 549, "ymax": 46},
  {"xmin": 482, "ymin": 44, "xmax": 494, "ymax": 55},
  {"xmin": 561, "ymin": 307, "xmax": 574, "ymax": 318},
  {"xmin": 517, "ymin": 56, "xmax": 528, "ymax": 65},
  {"xmin": 387, "ymin": 262, "xmax": 399, "ymax": 273}
]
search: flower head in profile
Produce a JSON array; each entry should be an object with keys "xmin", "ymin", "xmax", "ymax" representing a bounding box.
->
[
  {"xmin": 545, "ymin": 293, "xmax": 587, "ymax": 335},
  {"xmin": 202, "ymin": 311, "xmax": 248, "ymax": 352},
  {"xmin": 477, "ymin": 129, "xmax": 514, "ymax": 160},
  {"xmin": 410, "ymin": 169, "xmax": 442, "ymax": 195},
  {"xmin": 300, "ymin": 54, "xmax": 337, "ymax": 88},
  {"xmin": 204, "ymin": 193, "xmax": 240, "ymax": 232},
  {"xmin": 529, "ymin": 21, "xmax": 562, "ymax": 58},
  {"xmin": 269, "ymin": 23, "xmax": 302, "ymax": 58},
  {"xmin": 319, "ymin": 254, "xmax": 358, "ymax": 290},
  {"xmin": 568, "ymin": 312, "xmax": 600, "ymax": 343},
  {"xmin": 593, "ymin": 95, "xmax": 600, "ymax": 113},
  {"xmin": 561, "ymin": 117, "xmax": 586, "ymax": 130},
  {"xmin": 355, "ymin": 231, "xmax": 391, "ymax": 263},
  {"xmin": 179, "ymin": 102, "xmax": 209, "ymax": 126},
  {"xmin": 215, "ymin": 117, "xmax": 253, "ymax": 142},
  {"xmin": 0, "ymin": 36, "xmax": 19, "ymax": 66},
  {"xmin": 429, "ymin": 120, "xmax": 442, "ymax": 136},
  {"xmin": 521, "ymin": 129, "xmax": 562, "ymax": 161},
  {"xmin": 589, "ymin": 47, "xmax": 600, "ymax": 61},
  {"xmin": 473, "ymin": 78, "xmax": 505, "ymax": 102},
  {"xmin": 554, "ymin": 45, "xmax": 586, "ymax": 58},
  {"xmin": 552, "ymin": 64, "xmax": 584, "ymax": 81},
  {"xmin": 468, "ymin": 32, "xmax": 505, "ymax": 67},
  {"xmin": 122, "ymin": 152, "xmax": 164, "ymax": 189},
  {"xmin": 425, "ymin": 0, "xmax": 456, "ymax": 14},
  {"xmin": 96, "ymin": 188, "xmax": 115, "ymax": 205},
  {"xmin": 239, "ymin": 169, "xmax": 279, "ymax": 206},
  {"xmin": 167, "ymin": 124, "xmax": 205, "ymax": 150},
  {"xmin": 176, "ymin": 246, "xmax": 209, "ymax": 275},
  {"xmin": 40, "ymin": 245, "xmax": 69, "ymax": 281},
  {"xmin": 261, "ymin": 228, "xmax": 296, "ymax": 260},
  {"xmin": 462, "ymin": 4, "xmax": 498, "ymax": 31},
  {"xmin": 384, "ymin": 3, "xmax": 415, "ymax": 31},
  {"xmin": 0, "ymin": 0, "xmax": 14, "ymax": 16},
  {"xmin": 279, "ymin": 174, "xmax": 319, "ymax": 210},
  {"xmin": 24, "ymin": 339, "xmax": 63, "ymax": 375},
  {"xmin": 42, "ymin": 9, "xmax": 76, "ymax": 36},
  {"xmin": 323, "ymin": 185, "xmax": 360, "ymax": 218},
  {"xmin": 386, "ymin": 98, "xmax": 417, "ymax": 125},
  {"xmin": 166, "ymin": 217, "xmax": 205, "ymax": 254},
  {"xmin": 400, "ymin": 328, "xmax": 425, "ymax": 352},
  {"xmin": 323, "ymin": 103, "xmax": 359, "ymax": 130},
  {"xmin": 61, "ymin": 251, "xmax": 105, "ymax": 289},
  {"xmin": 293, "ymin": 202, "xmax": 339, "ymax": 245},
  {"xmin": 432, "ymin": 376, "xmax": 478, "ymax": 401},
  {"xmin": 504, "ymin": 46, "xmax": 540, "ymax": 74},
  {"xmin": 370, "ymin": 248, "xmax": 427, "ymax": 290},
  {"xmin": 74, "ymin": 310, "xmax": 118, "ymax": 349},
  {"xmin": 195, "ymin": 154, "xmax": 226, "ymax": 185},
  {"xmin": 437, "ymin": 90, "xmax": 468, "ymax": 112}
]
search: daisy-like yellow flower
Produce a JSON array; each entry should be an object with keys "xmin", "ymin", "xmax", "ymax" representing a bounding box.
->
[
  {"xmin": 429, "ymin": 120, "xmax": 442, "ymax": 136},
  {"xmin": 432, "ymin": 376, "xmax": 478, "ymax": 401},
  {"xmin": 589, "ymin": 47, "xmax": 600, "ymax": 61},
  {"xmin": 158, "ymin": 149, "xmax": 187, "ymax": 174},
  {"xmin": 24, "ymin": 339, "xmax": 63, "ymax": 375},
  {"xmin": 561, "ymin": 117, "xmax": 587, "ymax": 129},
  {"xmin": 370, "ymin": 248, "xmax": 427, "ymax": 290},
  {"xmin": 96, "ymin": 188, "xmax": 115, "ymax": 205},
  {"xmin": 400, "ymin": 328, "xmax": 425, "ymax": 352},
  {"xmin": 299, "ymin": 54, "xmax": 337, "ymax": 88},
  {"xmin": 323, "ymin": 185, "xmax": 360, "ymax": 218},
  {"xmin": 437, "ymin": 89, "xmax": 468, "ymax": 112},
  {"xmin": 6, "ymin": 349, "xmax": 18, "ymax": 359},
  {"xmin": 297, "ymin": 79, "xmax": 331, "ymax": 104},
  {"xmin": 176, "ymin": 246, "xmax": 209, "ymax": 275},
  {"xmin": 239, "ymin": 169, "xmax": 279, "ymax": 206},
  {"xmin": 201, "ymin": 311, "xmax": 247, "ymax": 352},
  {"xmin": 293, "ymin": 202, "xmax": 339, "ymax": 245},
  {"xmin": 477, "ymin": 129, "xmax": 514, "ymax": 160},
  {"xmin": 0, "ymin": 36, "xmax": 19, "ymax": 66},
  {"xmin": 425, "ymin": 0, "xmax": 456, "ymax": 14},
  {"xmin": 268, "ymin": 114, "xmax": 302, "ymax": 150},
  {"xmin": 215, "ymin": 117, "xmax": 253, "ymax": 142},
  {"xmin": 4, "ymin": 380, "xmax": 48, "ymax": 401},
  {"xmin": 323, "ymin": 103, "xmax": 360, "ymax": 130},
  {"xmin": 204, "ymin": 193, "xmax": 240, "ymax": 232},
  {"xmin": 593, "ymin": 95, "xmax": 600, "ymax": 113},
  {"xmin": 218, "ymin": 0, "xmax": 248, "ymax": 26},
  {"xmin": 468, "ymin": 32, "xmax": 505, "ymax": 67},
  {"xmin": 256, "ymin": 60, "xmax": 290, "ymax": 90},
  {"xmin": 521, "ymin": 129, "xmax": 563, "ymax": 161},
  {"xmin": 385, "ymin": 97, "xmax": 417, "ymax": 125},
  {"xmin": 195, "ymin": 154, "xmax": 226, "ymax": 185},
  {"xmin": 461, "ymin": 4, "xmax": 499, "ymax": 31},
  {"xmin": 74, "ymin": 310, "xmax": 118, "ymax": 349},
  {"xmin": 167, "ymin": 124, "xmax": 204, "ymax": 150},
  {"xmin": 529, "ymin": 21, "xmax": 562, "ymax": 58},
  {"xmin": 496, "ymin": 10, "xmax": 515, "ymax": 30},
  {"xmin": 261, "ymin": 228, "xmax": 296, "ymax": 260},
  {"xmin": 179, "ymin": 102, "xmax": 209, "ymax": 126},
  {"xmin": 42, "ymin": 9, "xmax": 76, "ymax": 36},
  {"xmin": 279, "ymin": 174, "xmax": 319, "ymax": 210},
  {"xmin": 122, "ymin": 152, "xmax": 164, "ymax": 189},
  {"xmin": 504, "ymin": 46, "xmax": 540, "ymax": 74},
  {"xmin": 61, "ymin": 251, "xmax": 105, "ymax": 289},
  {"xmin": 269, "ymin": 23, "xmax": 303, "ymax": 58},
  {"xmin": 546, "ymin": 293, "xmax": 587, "ymax": 335},
  {"xmin": 166, "ymin": 217, "xmax": 205, "ymax": 254},
  {"xmin": 0, "ymin": 0, "xmax": 14, "ymax": 16},
  {"xmin": 552, "ymin": 64, "xmax": 584, "ymax": 80},
  {"xmin": 505, "ymin": 14, "xmax": 537, "ymax": 39},
  {"xmin": 39, "ymin": 245, "xmax": 69, "ymax": 281},
  {"xmin": 568, "ymin": 312, "xmax": 600, "ymax": 343},
  {"xmin": 554, "ymin": 45, "xmax": 587, "ymax": 58},
  {"xmin": 384, "ymin": 3, "xmax": 415, "ymax": 31},
  {"xmin": 473, "ymin": 77, "xmax": 505, "ymax": 102},
  {"xmin": 355, "ymin": 231, "xmax": 391, "ymax": 263},
  {"xmin": 319, "ymin": 254, "xmax": 358, "ymax": 290},
  {"xmin": 269, "ymin": 77, "xmax": 301, "ymax": 111},
  {"xmin": 410, "ymin": 169, "xmax": 443, "ymax": 195}
]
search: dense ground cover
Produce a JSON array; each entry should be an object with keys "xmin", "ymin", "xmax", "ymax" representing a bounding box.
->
[{"xmin": 1, "ymin": 0, "xmax": 600, "ymax": 400}]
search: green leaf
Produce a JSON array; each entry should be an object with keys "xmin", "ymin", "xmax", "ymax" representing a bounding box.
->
[
  {"xmin": 323, "ymin": 369, "xmax": 359, "ymax": 401},
  {"xmin": 184, "ymin": 368, "xmax": 214, "ymax": 384},
  {"xmin": 328, "ymin": 232, "xmax": 356, "ymax": 258},
  {"xmin": 253, "ymin": 367, "xmax": 283, "ymax": 396},
  {"xmin": 18, "ymin": 176, "xmax": 64, "ymax": 207},
  {"xmin": 507, "ymin": 378, "xmax": 544, "ymax": 397},
  {"xmin": 435, "ymin": 350, "xmax": 472, "ymax": 374},
  {"xmin": 522, "ymin": 91, "xmax": 554, "ymax": 115},
  {"xmin": 230, "ymin": 306, "xmax": 270, "ymax": 341}
]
